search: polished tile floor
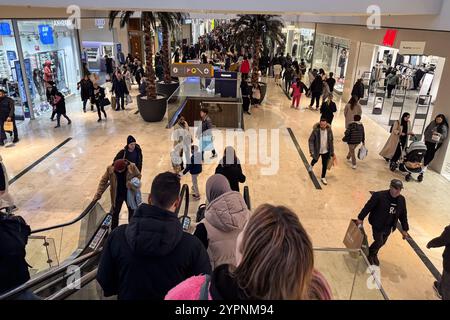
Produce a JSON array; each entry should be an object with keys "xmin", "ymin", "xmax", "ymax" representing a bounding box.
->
[{"xmin": 1, "ymin": 78, "xmax": 448, "ymax": 300}]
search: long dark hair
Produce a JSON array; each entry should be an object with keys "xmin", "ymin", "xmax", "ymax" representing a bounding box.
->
[
  {"xmin": 348, "ymin": 96, "xmax": 358, "ymax": 110},
  {"xmin": 435, "ymin": 114, "xmax": 449, "ymax": 128},
  {"xmin": 401, "ymin": 112, "xmax": 410, "ymax": 127}
]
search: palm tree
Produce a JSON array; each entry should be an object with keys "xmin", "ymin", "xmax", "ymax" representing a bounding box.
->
[
  {"xmin": 232, "ymin": 15, "xmax": 285, "ymax": 85},
  {"xmin": 157, "ymin": 12, "xmax": 186, "ymax": 84},
  {"xmin": 109, "ymin": 11, "xmax": 157, "ymax": 99}
]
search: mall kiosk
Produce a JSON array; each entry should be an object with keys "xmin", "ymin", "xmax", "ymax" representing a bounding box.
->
[{"xmin": 388, "ymin": 84, "xmax": 407, "ymax": 126}]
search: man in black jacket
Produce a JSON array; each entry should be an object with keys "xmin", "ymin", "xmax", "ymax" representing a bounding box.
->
[
  {"xmin": 97, "ymin": 172, "xmax": 211, "ymax": 300},
  {"xmin": 0, "ymin": 89, "xmax": 19, "ymax": 145},
  {"xmin": 114, "ymin": 135, "xmax": 143, "ymax": 173},
  {"xmin": 351, "ymin": 78, "xmax": 365, "ymax": 101},
  {"xmin": 356, "ymin": 179, "xmax": 410, "ymax": 266},
  {"xmin": 427, "ymin": 225, "xmax": 450, "ymax": 300}
]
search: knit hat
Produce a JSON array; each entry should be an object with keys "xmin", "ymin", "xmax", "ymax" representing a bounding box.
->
[
  {"xmin": 113, "ymin": 159, "xmax": 127, "ymax": 172},
  {"xmin": 127, "ymin": 135, "xmax": 136, "ymax": 145}
]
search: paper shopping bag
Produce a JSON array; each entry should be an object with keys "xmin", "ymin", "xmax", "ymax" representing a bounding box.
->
[
  {"xmin": 343, "ymin": 219, "xmax": 365, "ymax": 250},
  {"xmin": 3, "ymin": 121, "xmax": 13, "ymax": 132}
]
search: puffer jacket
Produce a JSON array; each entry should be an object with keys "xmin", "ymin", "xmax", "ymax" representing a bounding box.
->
[
  {"xmin": 196, "ymin": 191, "xmax": 250, "ymax": 270},
  {"xmin": 308, "ymin": 123, "xmax": 334, "ymax": 160},
  {"xmin": 344, "ymin": 121, "xmax": 365, "ymax": 145},
  {"xmin": 424, "ymin": 121, "xmax": 448, "ymax": 144}
]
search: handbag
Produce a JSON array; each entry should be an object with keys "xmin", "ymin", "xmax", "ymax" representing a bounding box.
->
[
  {"xmin": 102, "ymin": 97, "xmax": 111, "ymax": 107},
  {"xmin": 431, "ymin": 132, "xmax": 442, "ymax": 143},
  {"xmin": 358, "ymin": 144, "xmax": 368, "ymax": 160},
  {"xmin": 3, "ymin": 121, "xmax": 13, "ymax": 132}
]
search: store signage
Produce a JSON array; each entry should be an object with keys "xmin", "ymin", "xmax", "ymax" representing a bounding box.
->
[
  {"xmin": 399, "ymin": 41, "xmax": 426, "ymax": 55},
  {"xmin": 382, "ymin": 29, "xmax": 398, "ymax": 47},
  {"xmin": 6, "ymin": 51, "xmax": 16, "ymax": 64},
  {"xmin": 171, "ymin": 63, "xmax": 214, "ymax": 78},
  {"xmin": 95, "ymin": 19, "xmax": 106, "ymax": 29},
  {"xmin": 53, "ymin": 20, "xmax": 72, "ymax": 27},
  {"xmin": 0, "ymin": 22, "xmax": 11, "ymax": 36},
  {"xmin": 38, "ymin": 25, "xmax": 54, "ymax": 45}
]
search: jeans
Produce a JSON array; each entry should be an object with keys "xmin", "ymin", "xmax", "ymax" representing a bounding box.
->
[
  {"xmin": 311, "ymin": 152, "xmax": 330, "ymax": 178},
  {"xmin": 347, "ymin": 144, "xmax": 358, "ymax": 165},
  {"xmin": 96, "ymin": 102, "xmax": 107, "ymax": 120},
  {"xmin": 309, "ymin": 92, "xmax": 321, "ymax": 109},
  {"xmin": 115, "ymin": 94, "xmax": 125, "ymax": 110},
  {"xmin": 191, "ymin": 174, "xmax": 199, "ymax": 196},
  {"xmin": 111, "ymin": 194, "xmax": 134, "ymax": 230},
  {"xmin": 369, "ymin": 229, "xmax": 391, "ymax": 257},
  {"xmin": 424, "ymin": 141, "xmax": 438, "ymax": 166}
]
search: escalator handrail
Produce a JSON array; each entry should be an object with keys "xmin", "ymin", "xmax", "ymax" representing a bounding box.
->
[
  {"xmin": 47, "ymin": 269, "xmax": 98, "ymax": 300},
  {"xmin": 243, "ymin": 186, "xmax": 251, "ymax": 210},
  {"xmin": 0, "ymin": 250, "xmax": 101, "ymax": 300},
  {"xmin": 175, "ymin": 184, "xmax": 189, "ymax": 218},
  {"xmin": 31, "ymin": 183, "xmax": 110, "ymax": 234}
]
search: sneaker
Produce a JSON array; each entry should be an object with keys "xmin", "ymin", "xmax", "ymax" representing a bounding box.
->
[
  {"xmin": 12, "ymin": 138, "xmax": 19, "ymax": 143},
  {"xmin": 68, "ymin": 120, "xmax": 72, "ymax": 125},
  {"xmin": 54, "ymin": 125, "xmax": 61, "ymax": 128},
  {"xmin": 433, "ymin": 281, "xmax": 442, "ymax": 299},
  {"xmin": 321, "ymin": 177, "xmax": 328, "ymax": 185},
  {"xmin": 352, "ymin": 165, "xmax": 357, "ymax": 169},
  {"xmin": 346, "ymin": 157, "xmax": 351, "ymax": 162},
  {"xmin": 97, "ymin": 119, "xmax": 102, "ymax": 122}
]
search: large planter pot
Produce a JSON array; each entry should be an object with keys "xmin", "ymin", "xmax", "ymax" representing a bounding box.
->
[
  {"xmin": 156, "ymin": 81, "xmax": 179, "ymax": 102},
  {"xmin": 137, "ymin": 94, "xmax": 168, "ymax": 122},
  {"xmin": 258, "ymin": 82, "xmax": 267, "ymax": 103}
]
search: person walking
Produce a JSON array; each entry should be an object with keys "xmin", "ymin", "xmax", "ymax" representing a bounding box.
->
[
  {"xmin": 0, "ymin": 155, "xmax": 17, "ymax": 213},
  {"xmin": 423, "ymin": 114, "xmax": 448, "ymax": 168},
  {"xmin": 351, "ymin": 78, "xmax": 365, "ymax": 101},
  {"xmin": 240, "ymin": 55, "xmax": 250, "ymax": 80},
  {"xmin": 193, "ymin": 174, "xmax": 250, "ymax": 269},
  {"xmin": 320, "ymin": 94, "xmax": 337, "ymax": 125},
  {"xmin": 77, "ymin": 75, "xmax": 94, "ymax": 112},
  {"xmin": 427, "ymin": 225, "xmax": 450, "ymax": 300},
  {"xmin": 114, "ymin": 135, "xmax": 143, "ymax": 173},
  {"xmin": 0, "ymin": 89, "xmax": 19, "ymax": 145},
  {"xmin": 283, "ymin": 66, "xmax": 294, "ymax": 94},
  {"xmin": 97, "ymin": 172, "xmax": 211, "ymax": 300},
  {"xmin": 344, "ymin": 96, "xmax": 362, "ymax": 129},
  {"xmin": 180, "ymin": 145, "xmax": 203, "ymax": 201},
  {"xmin": 308, "ymin": 118, "xmax": 335, "ymax": 185},
  {"xmin": 299, "ymin": 59, "xmax": 307, "ymax": 76},
  {"xmin": 215, "ymin": 146, "xmax": 246, "ymax": 192},
  {"xmin": 251, "ymin": 82, "xmax": 261, "ymax": 108},
  {"xmin": 112, "ymin": 71, "xmax": 129, "ymax": 111},
  {"xmin": 326, "ymin": 72, "xmax": 336, "ymax": 94},
  {"xmin": 50, "ymin": 85, "xmax": 72, "ymax": 129},
  {"xmin": 290, "ymin": 77, "xmax": 308, "ymax": 109},
  {"xmin": 104, "ymin": 55, "xmax": 114, "ymax": 81},
  {"xmin": 240, "ymin": 79, "xmax": 251, "ymax": 115},
  {"xmin": 94, "ymin": 159, "xmax": 141, "ymax": 229},
  {"xmin": 343, "ymin": 115, "xmax": 365, "ymax": 169},
  {"xmin": 386, "ymin": 71, "xmax": 400, "ymax": 99},
  {"xmin": 356, "ymin": 179, "xmax": 410, "ymax": 266},
  {"xmin": 134, "ymin": 61, "xmax": 144, "ymax": 86},
  {"xmin": 273, "ymin": 58, "xmax": 282, "ymax": 86},
  {"xmin": 122, "ymin": 66, "xmax": 132, "ymax": 93},
  {"xmin": 309, "ymin": 75, "xmax": 324, "ymax": 110},
  {"xmin": 166, "ymin": 204, "xmax": 332, "ymax": 300},
  {"xmin": 197, "ymin": 108, "xmax": 217, "ymax": 160},
  {"xmin": 380, "ymin": 112, "xmax": 414, "ymax": 169},
  {"xmin": 92, "ymin": 83, "xmax": 107, "ymax": 122}
]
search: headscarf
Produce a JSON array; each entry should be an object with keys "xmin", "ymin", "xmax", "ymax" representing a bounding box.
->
[{"xmin": 206, "ymin": 174, "xmax": 231, "ymax": 203}]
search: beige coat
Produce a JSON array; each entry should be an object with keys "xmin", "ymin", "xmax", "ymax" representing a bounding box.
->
[
  {"xmin": 202, "ymin": 191, "xmax": 250, "ymax": 270},
  {"xmin": 379, "ymin": 120, "xmax": 412, "ymax": 159},
  {"xmin": 344, "ymin": 103, "xmax": 362, "ymax": 128},
  {"xmin": 95, "ymin": 161, "xmax": 141, "ymax": 208}
]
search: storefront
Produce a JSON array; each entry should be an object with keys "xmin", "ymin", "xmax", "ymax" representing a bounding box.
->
[
  {"xmin": 0, "ymin": 19, "xmax": 81, "ymax": 120},
  {"xmin": 312, "ymin": 33, "xmax": 350, "ymax": 94},
  {"xmin": 283, "ymin": 23, "xmax": 315, "ymax": 69}
]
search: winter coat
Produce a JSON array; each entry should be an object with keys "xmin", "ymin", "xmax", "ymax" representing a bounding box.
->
[
  {"xmin": 379, "ymin": 120, "xmax": 411, "ymax": 159},
  {"xmin": 309, "ymin": 123, "xmax": 334, "ymax": 160},
  {"xmin": 114, "ymin": 145, "xmax": 144, "ymax": 173},
  {"xmin": 310, "ymin": 77, "xmax": 324, "ymax": 94},
  {"xmin": 96, "ymin": 203, "xmax": 211, "ymax": 300},
  {"xmin": 358, "ymin": 190, "xmax": 409, "ymax": 233},
  {"xmin": 240, "ymin": 60, "xmax": 250, "ymax": 74},
  {"xmin": 198, "ymin": 115, "xmax": 214, "ymax": 138},
  {"xmin": 52, "ymin": 92, "xmax": 66, "ymax": 114},
  {"xmin": 320, "ymin": 101, "xmax": 337, "ymax": 124},
  {"xmin": 215, "ymin": 163, "xmax": 246, "ymax": 192},
  {"xmin": 183, "ymin": 152, "xmax": 203, "ymax": 175},
  {"xmin": 0, "ymin": 213, "xmax": 31, "ymax": 294},
  {"xmin": 77, "ymin": 79, "xmax": 93, "ymax": 101},
  {"xmin": 344, "ymin": 103, "xmax": 362, "ymax": 128},
  {"xmin": 343, "ymin": 122, "xmax": 365, "ymax": 145},
  {"xmin": 94, "ymin": 161, "xmax": 141, "ymax": 209},
  {"xmin": 326, "ymin": 77, "xmax": 336, "ymax": 92},
  {"xmin": 351, "ymin": 82, "xmax": 365, "ymax": 99},
  {"xmin": 427, "ymin": 225, "xmax": 450, "ymax": 273},
  {"xmin": 387, "ymin": 74, "xmax": 399, "ymax": 86},
  {"xmin": 165, "ymin": 266, "xmax": 332, "ymax": 300},
  {"xmin": 194, "ymin": 191, "xmax": 250, "ymax": 269},
  {"xmin": 424, "ymin": 121, "xmax": 448, "ymax": 144},
  {"xmin": 0, "ymin": 96, "xmax": 15, "ymax": 119},
  {"xmin": 105, "ymin": 58, "xmax": 114, "ymax": 74},
  {"xmin": 112, "ymin": 77, "xmax": 129, "ymax": 97},
  {"xmin": 93, "ymin": 86, "xmax": 106, "ymax": 105}
]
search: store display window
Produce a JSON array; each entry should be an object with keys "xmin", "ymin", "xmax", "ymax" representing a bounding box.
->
[{"xmin": 290, "ymin": 28, "xmax": 315, "ymax": 67}]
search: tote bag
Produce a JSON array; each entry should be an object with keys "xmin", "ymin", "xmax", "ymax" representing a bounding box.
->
[{"xmin": 358, "ymin": 144, "xmax": 368, "ymax": 160}]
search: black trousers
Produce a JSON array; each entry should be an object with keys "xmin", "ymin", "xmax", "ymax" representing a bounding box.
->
[
  {"xmin": 369, "ymin": 229, "xmax": 391, "ymax": 257},
  {"xmin": 284, "ymin": 79, "xmax": 291, "ymax": 93},
  {"xmin": 309, "ymin": 92, "xmax": 321, "ymax": 108},
  {"xmin": 111, "ymin": 194, "xmax": 134, "ymax": 230},
  {"xmin": 242, "ymin": 96, "xmax": 250, "ymax": 112},
  {"xmin": 387, "ymin": 84, "xmax": 395, "ymax": 98},
  {"xmin": 56, "ymin": 113, "xmax": 71, "ymax": 126},
  {"xmin": 391, "ymin": 140, "xmax": 406, "ymax": 163},
  {"xmin": 311, "ymin": 152, "xmax": 330, "ymax": 178},
  {"xmin": 82, "ymin": 99, "xmax": 93, "ymax": 111},
  {"xmin": 424, "ymin": 141, "xmax": 438, "ymax": 166},
  {"xmin": 51, "ymin": 110, "xmax": 56, "ymax": 120},
  {"xmin": 115, "ymin": 94, "xmax": 125, "ymax": 110},
  {"xmin": 96, "ymin": 102, "xmax": 107, "ymax": 120}
]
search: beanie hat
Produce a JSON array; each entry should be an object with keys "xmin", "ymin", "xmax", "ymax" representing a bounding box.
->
[
  {"xmin": 114, "ymin": 159, "xmax": 127, "ymax": 172},
  {"xmin": 127, "ymin": 135, "xmax": 136, "ymax": 145}
]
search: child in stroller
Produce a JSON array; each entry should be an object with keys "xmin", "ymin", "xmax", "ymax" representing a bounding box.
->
[{"xmin": 396, "ymin": 138, "xmax": 427, "ymax": 182}]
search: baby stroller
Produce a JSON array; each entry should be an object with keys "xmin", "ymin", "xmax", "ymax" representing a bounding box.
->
[{"xmin": 397, "ymin": 138, "xmax": 427, "ymax": 182}]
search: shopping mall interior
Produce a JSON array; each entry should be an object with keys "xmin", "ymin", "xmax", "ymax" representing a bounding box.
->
[{"xmin": 0, "ymin": 0, "xmax": 450, "ymax": 304}]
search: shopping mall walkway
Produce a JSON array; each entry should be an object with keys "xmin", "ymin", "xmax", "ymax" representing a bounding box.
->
[{"xmin": 1, "ymin": 79, "xmax": 448, "ymax": 299}]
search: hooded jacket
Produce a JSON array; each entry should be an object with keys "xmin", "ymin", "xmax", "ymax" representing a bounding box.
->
[
  {"xmin": 309, "ymin": 123, "xmax": 334, "ymax": 160},
  {"xmin": 195, "ymin": 191, "xmax": 250, "ymax": 269},
  {"xmin": 215, "ymin": 162, "xmax": 246, "ymax": 192},
  {"xmin": 96, "ymin": 203, "xmax": 211, "ymax": 300}
]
